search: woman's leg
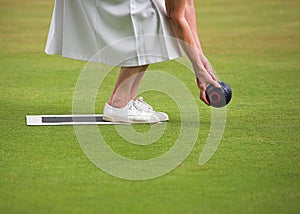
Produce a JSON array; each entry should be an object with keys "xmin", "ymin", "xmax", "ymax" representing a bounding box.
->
[
  {"xmin": 108, "ymin": 65, "xmax": 148, "ymax": 108},
  {"xmin": 130, "ymin": 65, "xmax": 148, "ymax": 100}
]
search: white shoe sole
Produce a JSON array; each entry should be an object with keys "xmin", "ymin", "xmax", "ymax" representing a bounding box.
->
[{"xmin": 103, "ymin": 115, "xmax": 160, "ymax": 124}]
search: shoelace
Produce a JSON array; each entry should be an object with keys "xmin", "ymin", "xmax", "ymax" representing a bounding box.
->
[
  {"xmin": 128, "ymin": 101, "xmax": 143, "ymax": 115},
  {"xmin": 136, "ymin": 97, "xmax": 153, "ymax": 111}
]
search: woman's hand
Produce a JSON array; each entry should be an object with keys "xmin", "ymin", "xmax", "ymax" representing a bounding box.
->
[{"xmin": 195, "ymin": 54, "xmax": 220, "ymax": 105}]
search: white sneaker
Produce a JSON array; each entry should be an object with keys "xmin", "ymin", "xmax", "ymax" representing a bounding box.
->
[
  {"xmin": 103, "ymin": 100, "xmax": 160, "ymax": 124},
  {"xmin": 134, "ymin": 97, "xmax": 169, "ymax": 122}
]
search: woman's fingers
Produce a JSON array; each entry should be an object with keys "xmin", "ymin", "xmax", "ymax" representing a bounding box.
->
[{"xmin": 199, "ymin": 87, "xmax": 210, "ymax": 105}]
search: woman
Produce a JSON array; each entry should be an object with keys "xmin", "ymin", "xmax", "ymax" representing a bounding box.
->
[{"xmin": 45, "ymin": 0, "xmax": 219, "ymax": 123}]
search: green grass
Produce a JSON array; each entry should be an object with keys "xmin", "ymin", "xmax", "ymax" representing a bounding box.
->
[{"xmin": 1, "ymin": 0, "xmax": 300, "ymax": 213}]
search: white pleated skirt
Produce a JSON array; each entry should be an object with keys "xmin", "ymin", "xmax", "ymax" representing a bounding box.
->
[{"xmin": 45, "ymin": 0, "xmax": 182, "ymax": 66}]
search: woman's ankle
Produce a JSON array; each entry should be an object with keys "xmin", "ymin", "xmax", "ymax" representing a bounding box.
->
[{"xmin": 107, "ymin": 97, "xmax": 131, "ymax": 108}]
